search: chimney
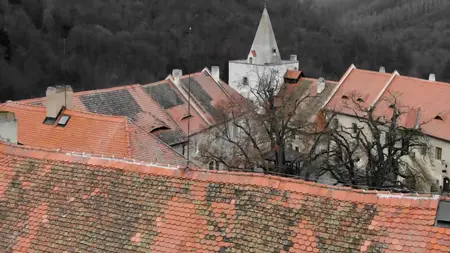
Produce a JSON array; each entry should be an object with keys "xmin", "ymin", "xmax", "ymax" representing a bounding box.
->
[
  {"xmin": 379, "ymin": 66, "xmax": 386, "ymax": 73},
  {"xmin": 290, "ymin": 54, "xmax": 298, "ymax": 61},
  {"xmin": 211, "ymin": 66, "xmax": 220, "ymax": 82},
  {"xmin": 45, "ymin": 85, "xmax": 73, "ymax": 118},
  {"xmin": 429, "ymin": 73, "xmax": 436, "ymax": 81},
  {"xmin": 172, "ymin": 69, "xmax": 183, "ymax": 85},
  {"xmin": 0, "ymin": 111, "xmax": 18, "ymax": 144},
  {"xmin": 317, "ymin": 77, "xmax": 326, "ymax": 94}
]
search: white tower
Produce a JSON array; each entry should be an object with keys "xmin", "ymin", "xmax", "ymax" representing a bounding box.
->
[{"xmin": 228, "ymin": 5, "xmax": 299, "ymax": 101}]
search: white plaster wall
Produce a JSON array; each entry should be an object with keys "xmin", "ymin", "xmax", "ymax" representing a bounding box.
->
[
  {"xmin": 334, "ymin": 113, "xmax": 450, "ymax": 190},
  {"xmin": 0, "ymin": 118, "xmax": 17, "ymax": 144},
  {"xmin": 228, "ymin": 61, "xmax": 299, "ymax": 101}
]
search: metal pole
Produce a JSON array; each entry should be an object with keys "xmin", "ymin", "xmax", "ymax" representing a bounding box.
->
[{"xmin": 187, "ymin": 27, "xmax": 192, "ymax": 169}]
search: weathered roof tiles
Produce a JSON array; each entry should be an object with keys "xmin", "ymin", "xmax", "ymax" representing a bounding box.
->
[{"xmin": 1, "ymin": 141, "xmax": 449, "ymax": 252}]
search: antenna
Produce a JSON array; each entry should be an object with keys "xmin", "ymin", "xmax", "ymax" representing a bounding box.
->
[{"xmin": 187, "ymin": 26, "xmax": 192, "ymax": 169}]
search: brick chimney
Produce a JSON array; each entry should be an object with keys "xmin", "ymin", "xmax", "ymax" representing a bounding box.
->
[
  {"xmin": 429, "ymin": 73, "xmax": 436, "ymax": 81},
  {"xmin": 0, "ymin": 111, "xmax": 17, "ymax": 144},
  {"xmin": 45, "ymin": 85, "xmax": 73, "ymax": 118},
  {"xmin": 211, "ymin": 66, "xmax": 220, "ymax": 82},
  {"xmin": 172, "ymin": 69, "xmax": 183, "ymax": 85}
]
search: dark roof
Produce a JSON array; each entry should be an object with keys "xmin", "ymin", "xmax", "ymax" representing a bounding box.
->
[
  {"xmin": 142, "ymin": 82, "xmax": 184, "ymax": 109},
  {"xmin": 1, "ymin": 142, "xmax": 450, "ymax": 252}
]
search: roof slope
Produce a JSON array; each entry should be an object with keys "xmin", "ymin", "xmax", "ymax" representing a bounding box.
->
[
  {"xmin": 248, "ymin": 6, "xmax": 281, "ymax": 64},
  {"xmin": 1, "ymin": 102, "xmax": 130, "ymax": 157},
  {"xmin": 0, "ymin": 102, "xmax": 188, "ymax": 167},
  {"xmin": 377, "ymin": 75, "xmax": 450, "ymax": 141},
  {"xmin": 326, "ymin": 69, "xmax": 393, "ymax": 116},
  {"xmin": 1, "ymin": 142, "xmax": 449, "ymax": 252},
  {"xmin": 19, "ymin": 85, "xmax": 186, "ymax": 145}
]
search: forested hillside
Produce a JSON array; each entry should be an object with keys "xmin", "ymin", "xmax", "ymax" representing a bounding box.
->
[{"xmin": 1, "ymin": 0, "xmax": 450, "ymax": 101}]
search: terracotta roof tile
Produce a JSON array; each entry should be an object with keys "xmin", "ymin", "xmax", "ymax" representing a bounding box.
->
[
  {"xmin": 377, "ymin": 75, "xmax": 450, "ymax": 141},
  {"xmin": 1, "ymin": 141, "xmax": 449, "ymax": 252},
  {"xmin": 0, "ymin": 102, "xmax": 188, "ymax": 167},
  {"xmin": 326, "ymin": 69, "xmax": 393, "ymax": 116},
  {"xmin": 18, "ymin": 84, "xmax": 187, "ymax": 145}
]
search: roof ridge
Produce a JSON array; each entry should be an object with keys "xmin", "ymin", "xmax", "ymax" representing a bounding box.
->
[
  {"xmin": 73, "ymin": 84, "xmax": 141, "ymax": 96},
  {"xmin": 396, "ymin": 75, "xmax": 450, "ymax": 87},
  {"xmin": 0, "ymin": 141, "xmax": 444, "ymax": 204},
  {"xmin": 63, "ymin": 109, "xmax": 128, "ymax": 123},
  {"xmin": 1, "ymin": 101, "xmax": 46, "ymax": 111}
]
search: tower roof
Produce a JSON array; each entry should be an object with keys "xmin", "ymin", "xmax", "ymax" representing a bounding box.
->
[{"xmin": 248, "ymin": 6, "xmax": 281, "ymax": 65}]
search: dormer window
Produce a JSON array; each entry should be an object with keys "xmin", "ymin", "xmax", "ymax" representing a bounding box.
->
[
  {"xmin": 389, "ymin": 104, "xmax": 395, "ymax": 109},
  {"xmin": 341, "ymin": 95, "xmax": 349, "ymax": 100},
  {"xmin": 181, "ymin": 114, "xmax": 192, "ymax": 120},
  {"xmin": 435, "ymin": 115, "xmax": 443, "ymax": 121},
  {"xmin": 150, "ymin": 126, "xmax": 170, "ymax": 133},
  {"xmin": 357, "ymin": 98, "xmax": 364, "ymax": 103}
]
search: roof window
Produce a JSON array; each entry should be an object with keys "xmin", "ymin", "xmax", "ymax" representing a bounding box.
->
[
  {"xmin": 357, "ymin": 98, "xmax": 364, "ymax": 102},
  {"xmin": 150, "ymin": 126, "xmax": 170, "ymax": 133},
  {"xmin": 181, "ymin": 113, "xmax": 192, "ymax": 120},
  {"xmin": 341, "ymin": 95, "xmax": 349, "ymax": 100},
  {"xmin": 43, "ymin": 117, "xmax": 56, "ymax": 125},
  {"xmin": 57, "ymin": 115, "xmax": 70, "ymax": 127},
  {"xmin": 436, "ymin": 200, "xmax": 450, "ymax": 228},
  {"xmin": 435, "ymin": 115, "xmax": 443, "ymax": 121}
]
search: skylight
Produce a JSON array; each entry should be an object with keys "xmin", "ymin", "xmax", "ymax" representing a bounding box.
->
[
  {"xmin": 436, "ymin": 201, "xmax": 450, "ymax": 228},
  {"xmin": 43, "ymin": 117, "xmax": 56, "ymax": 125},
  {"xmin": 57, "ymin": 115, "xmax": 70, "ymax": 126}
]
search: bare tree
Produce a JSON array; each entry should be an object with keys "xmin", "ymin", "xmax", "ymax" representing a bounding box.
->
[
  {"xmin": 197, "ymin": 68, "xmax": 325, "ymax": 174},
  {"xmin": 311, "ymin": 93, "xmax": 437, "ymax": 192}
]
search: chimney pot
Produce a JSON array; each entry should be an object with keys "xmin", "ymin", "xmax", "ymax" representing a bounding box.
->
[
  {"xmin": 317, "ymin": 77, "xmax": 326, "ymax": 94},
  {"xmin": 211, "ymin": 66, "xmax": 220, "ymax": 82},
  {"xmin": 429, "ymin": 73, "xmax": 436, "ymax": 81},
  {"xmin": 290, "ymin": 54, "xmax": 298, "ymax": 61},
  {"xmin": 0, "ymin": 111, "xmax": 18, "ymax": 144},
  {"xmin": 379, "ymin": 66, "xmax": 386, "ymax": 73},
  {"xmin": 45, "ymin": 85, "xmax": 73, "ymax": 118}
]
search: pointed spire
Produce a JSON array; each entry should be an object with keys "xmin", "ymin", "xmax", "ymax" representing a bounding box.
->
[{"xmin": 247, "ymin": 4, "xmax": 280, "ymax": 65}]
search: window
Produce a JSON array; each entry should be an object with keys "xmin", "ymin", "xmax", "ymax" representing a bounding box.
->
[
  {"xmin": 272, "ymin": 48, "xmax": 277, "ymax": 54},
  {"xmin": 208, "ymin": 161, "xmax": 214, "ymax": 170},
  {"xmin": 420, "ymin": 145, "xmax": 427, "ymax": 156},
  {"xmin": 341, "ymin": 95, "xmax": 349, "ymax": 100},
  {"xmin": 356, "ymin": 98, "xmax": 364, "ymax": 102},
  {"xmin": 215, "ymin": 161, "xmax": 220, "ymax": 170},
  {"xmin": 436, "ymin": 147, "xmax": 443, "ymax": 160},
  {"xmin": 57, "ymin": 115, "xmax": 70, "ymax": 126},
  {"xmin": 243, "ymin": 77, "xmax": 248, "ymax": 86},
  {"xmin": 332, "ymin": 118, "xmax": 339, "ymax": 129},
  {"xmin": 194, "ymin": 141, "xmax": 199, "ymax": 154},
  {"xmin": 352, "ymin": 123, "xmax": 358, "ymax": 134},
  {"xmin": 435, "ymin": 115, "xmax": 443, "ymax": 121},
  {"xmin": 436, "ymin": 200, "xmax": 450, "ymax": 228},
  {"xmin": 444, "ymin": 177, "xmax": 450, "ymax": 193},
  {"xmin": 182, "ymin": 144, "xmax": 187, "ymax": 156},
  {"xmin": 295, "ymin": 146, "xmax": 299, "ymax": 152},
  {"xmin": 43, "ymin": 117, "xmax": 56, "ymax": 125},
  {"xmin": 249, "ymin": 57, "xmax": 253, "ymax": 64}
]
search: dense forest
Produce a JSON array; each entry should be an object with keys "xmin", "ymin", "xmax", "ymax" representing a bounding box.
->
[{"xmin": 1, "ymin": 0, "xmax": 450, "ymax": 101}]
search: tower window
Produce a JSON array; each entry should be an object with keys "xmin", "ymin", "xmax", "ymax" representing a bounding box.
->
[
  {"xmin": 272, "ymin": 48, "xmax": 276, "ymax": 53},
  {"xmin": 243, "ymin": 77, "xmax": 249, "ymax": 86}
]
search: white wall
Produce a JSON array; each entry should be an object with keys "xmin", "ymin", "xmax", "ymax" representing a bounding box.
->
[
  {"xmin": 228, "ymin": 61, "xmax": 299, "ymax": 101},
  {"xmin": 334, "ymin": 113, "xmax": 450, "ymax": 191},
  {"xmin": 0, "ymin": 112, "xmax": 17, "ymax": 144}
]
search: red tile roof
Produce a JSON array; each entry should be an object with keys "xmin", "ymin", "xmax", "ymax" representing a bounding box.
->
[
  {"xmin": 377, "ymin": 75, "xmax": 450, "ymax": 141},
  {"xmin": 326, "ymin": 68, "xmax": 393, "ymax": 116},
  {"xmin": 326, "ymin": 65, "xmax": 450, "ymax": 141},
  {"xmin": 284, "ymin": 69, "xmax": 303, "ymax": 80},
  {"xmin": 19, "ymin": 85, "xmax": 187, "ymax": 145},
  {"xmin": 1, "ymin": 141, "xmax": 449, "ymax": 252},
  {"xmin": 0, "ymin": 102, "xmax": 188, "ymax": 167}
]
